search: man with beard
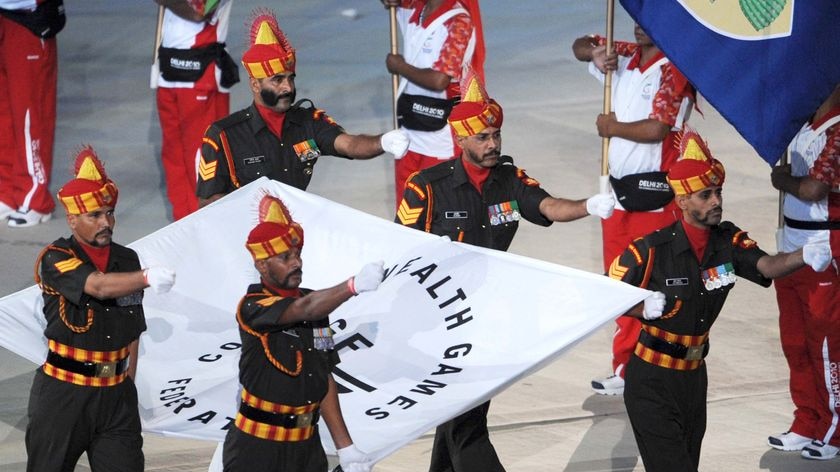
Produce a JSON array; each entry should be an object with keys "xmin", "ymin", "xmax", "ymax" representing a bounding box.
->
[
  {"xmin": 196, "ymin": 9, "xmax": 409, "ymax": 207},
  {"xmin": 26, "ymin": 146, "xmax": 175, "ymax": 471},
  {"xmin": 223, "ymin": 193, "xmax": 381, "ymax": 471},
  {"xmin": 608, "ymin": 129, "xmax": 833, "ymax": 472},
  {"xmin": 395, "ymin": 69, "xmax": 615, "ymax": 472}
]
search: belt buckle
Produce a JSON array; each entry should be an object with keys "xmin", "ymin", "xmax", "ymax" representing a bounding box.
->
[
  {"xmin": 95, "ymin": 361, "xmax": 118, "ymax": 378},
  {"xmin": 685, "ymin": 345, "xmax": 704, "ymax": 361},
  {"xmin": 295, "ymin": 412, "xmax": 313, "ymax": 428}
]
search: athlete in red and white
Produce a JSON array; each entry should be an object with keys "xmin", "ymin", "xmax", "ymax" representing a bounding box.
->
[
  {"xmin": 381, "ymin": 0, "xmax": 484, "ymax": 208},
  {"xmin": 155, "ymin": 0, "xmax": 236, "ymax": 220},
  {"xmin": 0, "ymin": 0, "xmax": 59, "ymax": 227},
  {"xmin": 573, "ymin": 25, "xmax": 696, "ymax": 395},
  {"xmin": 769, "ymin": 85, "xmax": 840, "ymax": 461}
]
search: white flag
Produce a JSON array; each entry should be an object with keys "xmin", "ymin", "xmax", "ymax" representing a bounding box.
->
[{"xmin": 0, "ymin": 178, "xmax": 647, "ymax": 463}]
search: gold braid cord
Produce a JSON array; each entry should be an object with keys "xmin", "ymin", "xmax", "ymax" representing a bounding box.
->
[
  {"xmin": 34, "ymin": 245, "xmax": 95, "ymax": 334},
  {"xmin": 237, "ymin": 293, "xmax": 303, "ymax": 376}
]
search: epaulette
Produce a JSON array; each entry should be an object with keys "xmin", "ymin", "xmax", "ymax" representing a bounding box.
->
[
  {"xmin": 212, "ymin": 108, "xmax": 252, "ymax": 131},
  {"xmin": 646, "ymin": 223, "xmax": 679, "ymax": 247},
  {"xmin": 419, "ymin": 159, "xmax": 458, "ymax": 183}
]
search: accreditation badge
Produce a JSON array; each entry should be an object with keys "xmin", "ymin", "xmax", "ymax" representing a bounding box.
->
[
  {"xmin": 487, "ymin": 200, "xmax": 521, "ymax": 226},
  {"xmin": 293, "ymin": 139, "xmax": 321, "ymax": 162}
]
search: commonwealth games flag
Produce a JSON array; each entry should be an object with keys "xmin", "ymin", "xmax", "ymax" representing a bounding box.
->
[{"xmin": 619, "ymin": 0, "xmax": 840, "ymax": 165}]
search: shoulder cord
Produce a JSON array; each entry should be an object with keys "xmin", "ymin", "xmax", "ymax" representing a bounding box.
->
[
  {"xmin": 33, "ymin": 245, "xmax": 94, "ymax": 333},
  {"xmin": 424, "ymin": 182, "xmax": 434, "ymax": 233},
  {"xmin": 236, "ymin": 292, "xmax": 303, "ymax": 376}
]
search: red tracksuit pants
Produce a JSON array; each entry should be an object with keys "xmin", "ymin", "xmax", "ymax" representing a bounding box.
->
[
  {"xmin": 775, "ymin": 263, "xmax": 840, "ymax": 448},
  {"xmin": 602, "ymin": 204, "xmax": 679, "ymax": 377},
  {"xmin": 0, "ymin": 18, "xmax": 57, "ymax": 214},
  {"xmin": 156, "ymin": 86, "xmax": 229, "ymax": 220}
]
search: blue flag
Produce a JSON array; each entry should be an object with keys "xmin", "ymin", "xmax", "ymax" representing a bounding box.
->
[{"xmin": 619, "ymin": 0, "xmax": 840, "ymax": 165}]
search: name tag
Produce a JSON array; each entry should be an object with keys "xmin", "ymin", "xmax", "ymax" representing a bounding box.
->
[
  {"xmin": 665, "ymin": 278, "xmax": 689, "ymax": 287},
  {"xmin": 242, "ymin": 155, "xmax": 265, "ymax": 165},
  {"xmin": 445, "ymin": 211, "xmax": 468, "ymax": 219}
]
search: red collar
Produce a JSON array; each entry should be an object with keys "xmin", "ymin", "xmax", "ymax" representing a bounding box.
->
[
  {"xmin": 461, "ymin": 157, "xmax": 491, "ymax": 193},
  {"xmin": 77, "ymin": 241, "xmax": 111, "ymax": 273},
  {"xmin": 262, "ymin": 279, "xmax": 302, "ymax": 298},
  {"xmin": 409, "ymin": 0, "xmax": 460, "ymax": 27},
  {"xmin": 255, "ymin": 103, "xmax": 287, "ymax": 139},
  {"xmin": 626, "ymin": 48, "xmax": 666, "ymax": 73},
  {"xmin": 681, "ymin": 218, "xmax": 710, "ymax": 262}
]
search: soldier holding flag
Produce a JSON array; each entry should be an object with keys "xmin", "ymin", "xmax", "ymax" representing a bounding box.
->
[
  {"xmin": 223, "ymin": 193, "xmax": 383, "ymax": 471},
  {"xmin": 396, "ymin": 69, "xmax": 614, "ymax": 472},
  {"xmin": 196, "ymin": 9, "xmax": 409, "ymax": 208},
  {"xmin": 610, "ymin": 130, "xmax": 832, "ymax": 471}
]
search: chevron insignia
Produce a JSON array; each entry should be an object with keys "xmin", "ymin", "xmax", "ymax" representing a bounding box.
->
[
  {"xmin": 397, "ymin": 199, "xmax": 423, "ymax": 226},
  {"xmin": 198, "ymin": 156, "xmax": 217, "ymax": 181},
  {"xmin": 54, "ymin": 257, "xmax": 84, "ymax": 274},
  {"xmin": 607, "ymin": 257, "xmax": 629, "ymax": 281}
]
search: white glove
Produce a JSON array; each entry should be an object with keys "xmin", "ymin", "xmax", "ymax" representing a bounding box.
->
[
  {"xmin": 642, "ymin": 291, "xmax": 666, "ymax": 320},
  {"xmin": 803, "ymin": 242, "xmax": 832, "ymax": 272},
  {"xmin": 585, "ymin": 193, "xmax": 615, "ymax": 219},
  {"xmin": 144, "ymin": 267, "xmax": 175, "ymax": 294},
  {"xmin": 337, "ymin": 444, "xmax": 373, "ymax": 472},
  {"xmin": 380, "ymin": 129, "xmax": 409, "ymax": 158},
  {"xmin": 349, "ymin": 261, "xmax": 385, "ymax": 295}
]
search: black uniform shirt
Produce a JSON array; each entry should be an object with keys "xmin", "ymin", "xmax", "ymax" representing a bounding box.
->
[
  {"xmin": 395, "ymin": 156, "xmax": 552, "ymax": 251},
  {"xmin": 609, "ymin": 220, "xmax": 771, "ymax": 336},
  {"xmin": 196, "ymin": 101, "xmax": 346, "ymax": 198},
  {"xmin": 237, "ymin": 284, "xmax": 339, "ymax": 406},
  {"xmin": 39, "ymin": 237, "xmax": 146, "ymax": 351}
]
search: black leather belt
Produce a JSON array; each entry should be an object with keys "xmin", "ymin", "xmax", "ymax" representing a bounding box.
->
[
  {"xmin": 638, "ymin": 330, "xmax": 709, "ymax": 361},
  {"xmin": 239, "ymin": 403, "xmax": 320, "ymax": 429},
  {"xmin": 46, "ymin": 351, "xmax": 129, "ymax": 378},
  {"xmin": 784, "ymin": 217, "xmax": 840, "ymax": 231}
]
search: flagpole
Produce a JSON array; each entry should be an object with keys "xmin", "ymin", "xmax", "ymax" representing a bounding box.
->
[
  {"xmin": 775, "ymin": 150, "xmax": 788, "ymax": 251},
  {"xmin": 150, "ymin": 5, "xmax": 164, "ymax": 89},
  {"xmin": 600, "ymin": 0, "xmax": 615, "ymax": 194},
  {"xmin": 389, "ymin": 6, "xmax": 400, "ymax": 130}
]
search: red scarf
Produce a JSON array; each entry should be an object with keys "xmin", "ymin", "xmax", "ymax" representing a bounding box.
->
[
  {"xmin": 78, "ymin": 242, "xmax": 111, "ymax": 273},
  {"xmin": 262, "ymin": 278, "xmax": 302, "ymax": 298},
  {"xmin": 681, "ymin": 218, "xmax": 710, "ymax": 262},
  {"xmin": 462, "ymin": 158, "xmax": 490, "ymax": 193},
  {"xmin": 255, "ymin": 103, "xmax": 287, "ymax": 139}
]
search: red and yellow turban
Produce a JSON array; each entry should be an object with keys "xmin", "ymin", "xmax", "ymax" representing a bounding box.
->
[
  {"xmin": 57, "ymin": 146, "xmax": 119, "ymax": 215},
  {"xmin": 667, "ymin": 128, "xmax": 726, "ymax": 196},
  {"xmin": 246, "ymin": 193, "xmax": 304, "ymax": 261},
  {"xmin": 241, "ymin": 9, "xmax": 295, "ymax": 79},
  {"xmin": 448, "ymin": 67, "xmax": 503, "ymax": 138}
]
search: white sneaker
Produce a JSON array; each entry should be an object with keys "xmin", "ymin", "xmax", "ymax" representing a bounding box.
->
[
  {"xmin": 768, "ymin": 431, "xmax": 812, "ymax": 451},
  {"xmin": 801, "ymin": 440, "xmax": 840, "ymax": 460},
  {"xmin": 0, "ymin": 201, "xmax": 14, "ymax": 219},
  {"xmin": 7, "ymin": 208, "xmax": 52, "ymax": 227},
  {"xmin": 591, "ymin": 374, "xmax": 624, "ymax": 395}
]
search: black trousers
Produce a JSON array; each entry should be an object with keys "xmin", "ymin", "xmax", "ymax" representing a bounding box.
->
[
  {"xmin": 223, "ymin": 424, "xmax": 327, "ymax": 472},
  {"xmin": 429, "ymin": 400, "xmax": 505, "ymax": 472},
  {"xmin": 624, "ymin": 355, "xmax": 708, "ymax": 472},
  {"xmin": 25, "ymin": 369, "xmax": 143, "ymax": 472}
]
